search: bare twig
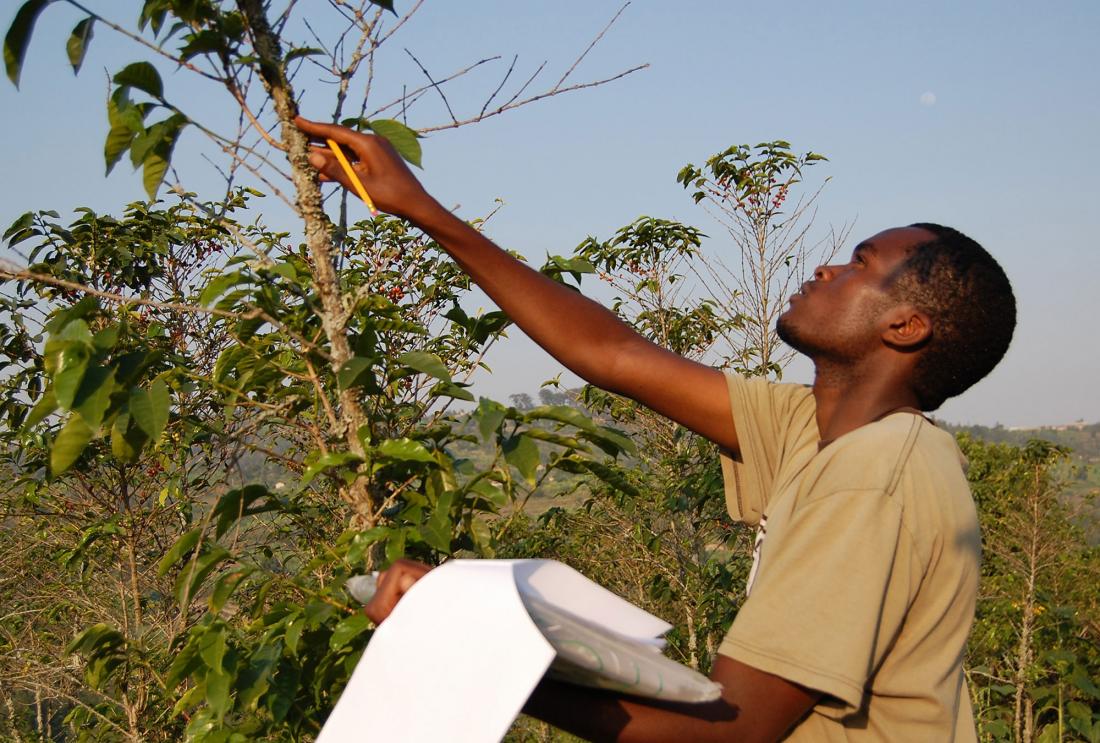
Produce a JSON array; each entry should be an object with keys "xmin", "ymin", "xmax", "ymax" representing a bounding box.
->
[
  {"xmin": 404, "ymin": 48, "xmax": 458, "ymax": 125},
  {"xmin": 552, "ymin": 2, "xmax": 631, "ymax": 91},
  {"xmin": 366, "ymin": 57, "xmax": 500, "ymax": 119},
  {"xmin": 417, "ymin": 64, "xmax": 648, "ymax": 133},
  {"xmin": 479, "ymin": 54, "xmax": 518, "ymax": 119}
]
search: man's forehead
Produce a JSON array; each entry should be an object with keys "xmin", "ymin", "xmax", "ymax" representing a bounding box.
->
[{"xmin": 854, "ymin": 226, "xmax": 935, "ymax": 258}]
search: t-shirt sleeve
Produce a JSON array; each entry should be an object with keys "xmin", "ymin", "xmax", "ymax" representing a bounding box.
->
[
  {"xmin": 718, "ymin": 373, "xmax": 816, "ymax": 526},
  {"xmin": 717, "ymin": 488, "xmax": 915, "ymax": 715}
]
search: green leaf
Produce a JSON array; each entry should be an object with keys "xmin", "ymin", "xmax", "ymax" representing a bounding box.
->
[
  {"xmin": 474, "ymin": 398, "xmax": 506, "ymax": 443},
  {"xmin": 521, "ymin": 427, "xmax": 584, "ymax": 449},
  {"xmin": 57, "ymin": 317, "xmax": 93, "ymax": 344},
  {"xmin": 577, "ymin": 458, "xmax": 639, "ymax": 497},
  {"xmin": 72, "ymin": 366, "xmax": 115, "ymax": 429},
  {"xmin": 66, "ymin": 17, "xmax": 93, "ymax": 74},
  {"xmin": 130, "ymin": 113, "xmax": 188, "ymax": 169},
  {"xmin": 368, "ymin": 119, "xmax": 422, "ymax": 167},
  {"xmin": 142, "ymin": 148, "xmax": 169, "ymax": 199},
  {"xmin": 205, "ymin": 668, "xmax": 231, "ymax": 720},
  {"xmin": 285, "ymin": 46, "xmax": 324, "ymax": 63},
  {"xmin": 4, "ymin": 0, "xmax": 50, "ymax": 88},
  {"xmin": 199, "ymin": 627, "xmax": 227, "ymax": 671},
  {"xmin": 105, "ymin": 90, "xmax": 136, "ymax": 175},
  {"xmin": 110, "ymin": 411, "xmax": 147, "ymax": 462},
  {"xmin": 337, "ymin": 356, "xmax": 378, "ymax": 392},
  {"xmin": 53, "ymin": 343, "xmax": 90, "ymax": 410},
  {"xmin": 23, "ymin": 389, "xmax": 57, "ymax": 429},
  {"xmin": 1071, "ymin": 665, "xmax": 1100, "ymax": 698},
  {"xmin": 44, "ymin": 296, "xmax": 97, "ymax": 336},
  {"xmin": 50, "ymin": 414, "xmax": 94, "ymax": 473},
  {"xmin": 129, "ymin": 122, "xmax": 165, "ymax": 168},
  {"xmin": 580, "ymin": 426, "xmax": 636, "ymax": 457},
  {"xmin": 385, "ymin": 527, "xmax": 407, "ymax": 563},
  {"xmin": 237, "ymin": 644, "xmax": 279, "ymax": 710},
  {"xmin": 157, "ymin": 528, "xmax": 201, "ymax": 576},
  {"xmin": 175, "ymin": 546, "xmax": 230, "ymax": 608},
  {"xmin": 367, "ymin": 0, "xmax": 397, "ymax": 16},
  {"xmin": 301, "ymin": 451, "xmax": 362, "ymax": 485},
  {"xmin": 346, "ymin": 527, "xmax": 387, "ymax": 565},
  {"xmin": 179, "ymin": 29, "xmax": 227, "ymax": 61},
  {"xmin": 284, "ymin": 613, "xmax": 304, "ymax": 657},
  {"xmin": 503, "ymin": 433, "xmax": 539, "ymax": 485},
  {"xmin": 421, "ymin": 489, "xmax": 454, "ymax": 552},
  {"xmin": 470, "ymin": 479, "xmax": 508, "ymax": 508},
  {"xmin": 396, "ymin": 350, "xmax": 449, "ymax": 381},
  {"xmin": 213, "ymin": 484, "xmax": 272, "ymax": 538},
  {"xmin": 66, "ymin": 623, "xmax": 123, "ymax": 656},
  {"xmin": 171, "ymin": 684, "xmax": 204, "ymax": 716},
  {"xmin": 129, "ymin": 379, "xmax": 169, "ymax": 442},
  {"xmin": 113, "ymin": 61, "xmax": 163, "ymax": 98},
  {"xmin": 524, "ymin": 404, "xmax": 595, "ymax": 431},
  {"xmin": 545, "ymin": 254, "xmax": 596, "ymax": 277},
  {"xmin": 375, "ymin": 437, "xmax": 434, "ymax": 463},
  {"xmin": 92, "ymin": 324, "xmax": 119, "ymax": 351},
  {"xmin": 267, "ymin": 663, "xmax": 299, "ymax": 722},
  {"xmin": 3, "ymin": 211, "xmax": 34, "ymax": 241},
  {"xmin": 199, "ymin": 271, "xmax": 247, "ymax": 307},
  {"xmin": 304, "ymin": 599, "xmax": 336, "ymax": 629},
  {"xmin": 430, "ymin": 380, "xmax": 474, "ymax": 402},
  {"xmin": 329, "ymin": 614, "xmax": 371, "ymax": 651}
]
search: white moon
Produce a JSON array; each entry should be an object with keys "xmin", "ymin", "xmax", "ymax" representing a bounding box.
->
[{"xmin": 920, "ymin": 91, "xmax": 937, "ymax": 106}]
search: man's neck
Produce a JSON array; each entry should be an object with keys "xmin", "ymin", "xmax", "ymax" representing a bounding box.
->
[{"xmin": 811, "ymin": 360, "xmax": 922, "ymax": 445}]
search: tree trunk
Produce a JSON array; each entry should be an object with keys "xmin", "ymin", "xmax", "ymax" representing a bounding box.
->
[
  {"xmin": 237, "ymin": 0, "xmax": 377, "ymax": 526},
  {"xmin": 1013, "ymin": 471, "xmax": 1043, "ymax": 743}
]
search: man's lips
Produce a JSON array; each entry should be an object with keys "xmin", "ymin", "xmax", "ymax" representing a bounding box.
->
[{"xmin": 790, "ymin": 281, "xmax": 812, "ymax": 302}]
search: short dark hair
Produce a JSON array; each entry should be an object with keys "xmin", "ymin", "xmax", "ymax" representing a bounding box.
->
[{"xmin": 890, "ymin": 223, "xmax": 1015, "ymax": 411}]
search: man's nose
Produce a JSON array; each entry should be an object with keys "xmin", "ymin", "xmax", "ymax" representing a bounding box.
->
[{"xmin": 813, "ymin": 264, "xmax": 835, "ymax": 281}]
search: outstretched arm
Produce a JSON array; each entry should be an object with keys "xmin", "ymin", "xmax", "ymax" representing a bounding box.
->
[{"xmin": 294, "ymin": 117, "xmax": 738, "ymax": 454}]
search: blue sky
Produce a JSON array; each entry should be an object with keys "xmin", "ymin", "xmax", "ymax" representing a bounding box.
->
[{"xmin": 2, "ymin": 1, "xmax": 1098, "ymax": 427}]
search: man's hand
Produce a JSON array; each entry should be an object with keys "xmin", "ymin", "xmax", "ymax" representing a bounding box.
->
[
  {"xmin": 364, "ymin": 559, "xmax": 432, "ymax": 625},
  {"xmin": 294, "ymin": 116, "xmax": 441, "ymax": 224}
]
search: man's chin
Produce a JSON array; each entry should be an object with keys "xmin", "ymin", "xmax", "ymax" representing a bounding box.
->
[{"xmin": 776, "ymin": 315, "xmax": 803, "ymax": 352}]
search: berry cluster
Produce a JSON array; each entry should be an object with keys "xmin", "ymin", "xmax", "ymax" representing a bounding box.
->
[{"xmin": 192, "ymin": 240, "xmax": 224, "ymax": 261}]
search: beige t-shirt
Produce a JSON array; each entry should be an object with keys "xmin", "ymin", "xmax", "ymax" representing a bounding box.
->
[{"xmin": 717, "ymin": 374, "xmax": 980, "ymax": 742}]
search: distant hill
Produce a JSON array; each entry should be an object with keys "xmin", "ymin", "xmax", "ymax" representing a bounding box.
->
[
  {"xmin": 937, "ymin": 420, "xmax": 1100, "ymax": 464},
  {"xmin": 937, "ymin": 420, "xmax": 1100, "ymax": 542}
]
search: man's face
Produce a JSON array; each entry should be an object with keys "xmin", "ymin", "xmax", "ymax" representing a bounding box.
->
[{"xmin": 776, "ymin": 226, "xmax": 934, "ymax": 363}]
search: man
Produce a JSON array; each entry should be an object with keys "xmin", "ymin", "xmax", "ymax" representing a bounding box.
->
[{"xmin": 295, "ymin": 117, "xmax": 1015, "ymax": 742}]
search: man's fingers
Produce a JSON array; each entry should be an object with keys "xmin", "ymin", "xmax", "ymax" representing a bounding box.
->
[
  {"xmin": 296, "ymin": 115, "xmax": 376, "ymax": 157},
  {"xmin": 295, "ymin": 115, "xmax": 353, "ymax": 144},
  {"xmin": 307, "ymin": 148, "xmax": 338, "ymax": 183},
  {"xmin": 364, "ymin": 559, "xmax": 432, "ymax": 625}
]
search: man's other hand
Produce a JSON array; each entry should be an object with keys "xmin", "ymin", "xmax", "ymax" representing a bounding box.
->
[{"xmin": 364, "ymin": 559, "xmax": 432, "ymax": 625}]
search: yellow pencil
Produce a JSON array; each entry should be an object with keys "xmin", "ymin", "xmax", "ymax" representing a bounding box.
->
[{"xmin": 326, "ymin": 138, "xmax": 378, "ymax": 216}]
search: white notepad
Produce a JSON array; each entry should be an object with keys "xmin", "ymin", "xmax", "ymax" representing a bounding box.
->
[{"xmin": 318, "ymin": 559, "xmax": 721, "ymax": 743}]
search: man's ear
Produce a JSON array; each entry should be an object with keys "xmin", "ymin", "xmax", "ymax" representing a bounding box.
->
[{"xmin": 882, "ymin": 305, "xmax": 931, "ymax": 350}]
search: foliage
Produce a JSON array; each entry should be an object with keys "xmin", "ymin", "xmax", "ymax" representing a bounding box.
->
[
  {"xmin": 676, "ymin": 141, "xmax": 849, "ymax": 376},
  {"xmin": 0, "ymin": 196, "xmax": 638, "ymax": 739},
  {"xmin": 2, "ymin": 0, "xmax": 647, "ymax": 738},
  {"xmin": 961, "ymin": 436, "xmax": 1100, "ymax": 742}
]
